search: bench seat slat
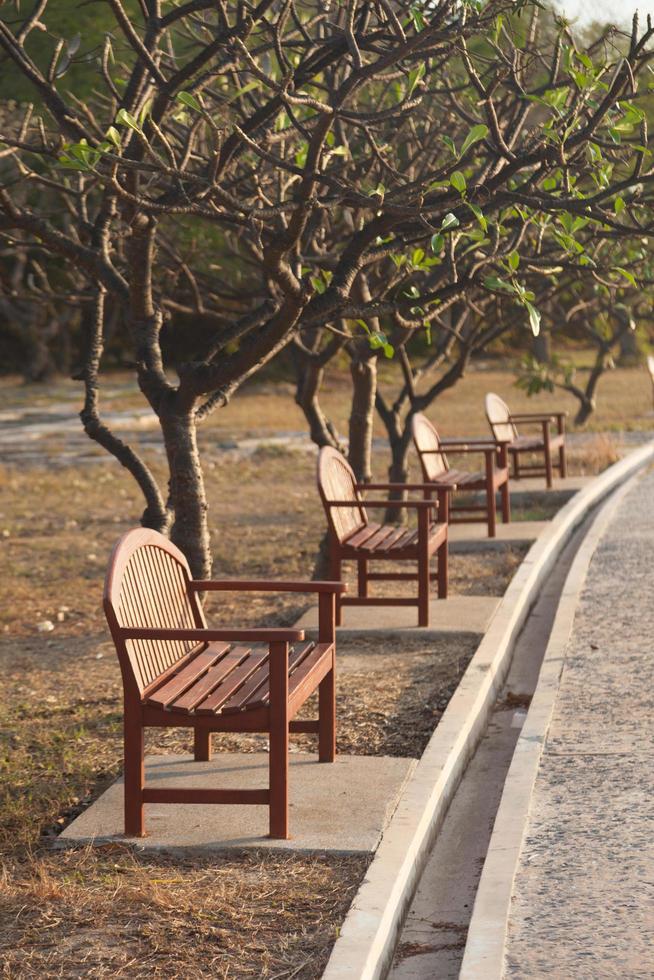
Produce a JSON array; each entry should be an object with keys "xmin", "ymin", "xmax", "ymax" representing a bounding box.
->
[
  {"xmin": 343, "ymin": 522, "xmax": 381, "ymax": 548},
  {"xmin": 195, "ymin": 649, "xmax": 268, "ymax": 714},
  {"xmin": 146, "ymin": 644, "xmax": 229, "ymax": 708},
  {"xmin": 220, "ymin": 642, "xmax": 311, "ymax": 714},
  {"xmin": 356, "ymin": 525, "xmax": 400, "ymax": 552},
  {"xmin": 510, "ymin": 434, "xmax": 564, "ymax": 452},
  {"xmin": 287, "ymin": 643, "xmax": 333, "ymax": 711},
  {"xmin": 171, "ymin": 645, "xmax": 250, "ymax": 713},
  {"xmin": 375, "ymin": 526, "xmax": 416, "ymax": 552},
  {"xmin": 244, "ymin": 642, "xmax": 316, "ymax": 710},
  {"xmin": 445, "ymin": 468, "xmax": 485, "ymax": 487}
]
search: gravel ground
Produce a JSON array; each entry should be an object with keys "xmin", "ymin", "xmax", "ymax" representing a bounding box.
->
[{"xmin": 504, "ymin": 466, "xmax": 654, "ymax": 978}]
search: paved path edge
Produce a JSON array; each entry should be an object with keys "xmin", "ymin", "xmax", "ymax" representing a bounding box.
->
[
  {"xmin": 458, "ymin": 466, "xmax": 646, "ymax": 980},
  {"xmin": 321, "ymin": 440, "xmax": 654, "ymax": 980}
]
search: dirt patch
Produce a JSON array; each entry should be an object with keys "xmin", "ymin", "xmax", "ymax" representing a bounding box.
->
[
  {"xmin": 0, "ymin": 633, "xmax": 478, "ymax": 853},
  {"xmin": 0, "ymin": 625, "xmax": 477, "ymax": 977},
  {"xmin": 0, "ymin": 403, "xmax": 555, "ymax": 978},
  {"xmin": 0, "ymin": 847, "xmax": 366, "ymax": 979}
]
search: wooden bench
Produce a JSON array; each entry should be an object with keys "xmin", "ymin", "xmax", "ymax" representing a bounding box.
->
[
  {"xmin": 485, "ymin": 392, "xmax": 567, "ymax": 489},
  {"xmin": 317, "ymin": 447, "xmax": 450, "ymax": 628},
  {"xmin": 103, "ymin": 528, "xmax": 345, "ymax": 840},
  {"xmin": 411, "ymin": 413, "xmax": 510, "ymax": 538}
]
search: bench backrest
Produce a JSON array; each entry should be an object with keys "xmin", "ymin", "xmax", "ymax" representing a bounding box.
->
[
  {"xmin": 485, "ymin": 392, "xmax": 518, "ymax": 443},
  {"xmin": 104, "ymin": 528, "xmax": 205, "ymax": 695},
  {"xmin": 411, "ymin": 413, "xmax": 449, "ymax": 480},
  {"xmin": 317, "ymin": 447, "xmax": 368, "ymax": 543}
]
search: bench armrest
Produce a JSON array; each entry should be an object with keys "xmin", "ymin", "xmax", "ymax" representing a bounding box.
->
[
  {"xmin": 355, "ymin": 482, "xmax": 456, "ymax": 492},
  {"xmin": 120, "ymin": 627, "xmax": 305, "ymax": 643},
  {"xmin": 438, "ymin": 440, "xmax": 497, "ymax": 451},
  {"xmin": 190, "ymin": 580, "xmax": 346, "ymax": 594},
  {"xmin": 509, "ymin": 412, "xmax": 557, "ymax": 422},
  {"xmin": 327, "ymin": 498, "xmax": 436, "ymax": 510}
]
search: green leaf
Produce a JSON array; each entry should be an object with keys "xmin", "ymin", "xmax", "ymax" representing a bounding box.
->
[
  {"xmin": 450, "ymin": 171, "xmax": 466, "ymax": 194},
  {"xmin": 484, "ymin": 276, "xmax": 513, "ymax": 293},
  {"xmin": 407, "ymin": 63, "xmax": 426, "ymax": 98},
  {"xmin": 138, "ymin": 98, "xmax": 152, "ymax": 124},
  {"xmin": 508, "ymin": 250, "xmax": 520, "ymax": 271},
  {"xmin": 525, "ymin": 301, "xmax": 541, "ymax": 337},
  {"xmin": 441, "ymin": 135, "xmax": 457, "ymax": 157},
  {"xmin": 430, "ymin": 233, "xmax": 444, "ymax": 253},
  {"xmin": 105, "ymin": 126, "xmax": 122, "ymax": 149},
  {"xmin": 441, "ymin": 212, "xmax": 459, "ymax": 232},
  {"xmin": 613, "ymin": 267, "xmax": 637, "ymax": 288},
  {"xmin": 115, "ymin": 108, "xmax": 143, "ymax": 135},
  {"xmin": 614, "ymin": 196, "xmax": 625, "ymax": 215},
  {"xmin": 176, "ymin": 91, "xmax": 203, "ymax": 112},
  {"xmin": 460, "ymin": 124, "xmax": 489, "ymax": 157},
  {"xmin": 467, "ymin": 202, "xmax": 487, "ymax": 231},
  {"xmin": 410, "ymin": 6, "xmax": 426, "ymax": 31},
  {"xmin": 227, "ymin": 80, "xmax": 261, "ymax": 104}
]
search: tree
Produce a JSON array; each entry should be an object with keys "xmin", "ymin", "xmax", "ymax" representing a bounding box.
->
[
  {"xmin": 516, "ymin": 234, "xmax": 653, "ymax": 424},
  {"xmin": 2, "ymin": 1, "xmax": 654, "ymax": 572},
  {"xmin": 289, "ymin": 7, "xmax": 654, "ymax": 489}
]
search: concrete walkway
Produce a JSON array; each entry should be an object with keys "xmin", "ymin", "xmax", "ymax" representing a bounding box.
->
[{"xmin": 501, "ymin": 468, "xmax": 654, "ymax": 976}]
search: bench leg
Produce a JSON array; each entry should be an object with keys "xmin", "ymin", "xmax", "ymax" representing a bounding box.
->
[
  {"xmin": 269, "ymin": 642, "xmax": 289, "ymax": 839},
  {"xmin": 543, "ymin": 440, "xmax": 553, "ymax": 488},
  {"xmin": 559, "ymin": 442, "xmax": 567, "ymax": 478},
  {"xmin": 486, "ymin": 476, "xmax": 497, "ymax": 538},
  {"xmin": 417, "ymin": 511, "xmax": 430, "ymax": 627},
  {"xmin": 328, "ymin": 536, "xmax": 343, "ymax": 627},
  {"xmin": 318, "ymin": 662, "xmax": 336, "ymax": 763},
  {"xmin": 500, "ymin": 477, "xmax": 511, "ymax": 524},
  {"xmin": 194, "ymin": 729, "xmax": 212, "ymax": 762},
  {"xmin": 437, "ymin": 537, "xmax": 448, "ymax": 599},
  {"xmin": 357, "ymin": 559, "xmax": 368, "ymax": 598},
  {"xmin": 124, "ymin": 706, "xmax": 145, "ymax": 838}
]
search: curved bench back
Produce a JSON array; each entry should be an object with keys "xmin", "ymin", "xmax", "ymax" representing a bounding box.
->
[
  {"xmin": 317, "ymin": 447, "xmax": 368, "ymax": 543},
  {"xmin": 485, "ymin": 392, "xmax": 517, "ymax": 443},
  {"xmin": 411, "ymin": 413, "xmax": 449, "ymax": 481},
  {"xmin": 104, "ymin": 528, "xmax": 204, "ymax": 694}
]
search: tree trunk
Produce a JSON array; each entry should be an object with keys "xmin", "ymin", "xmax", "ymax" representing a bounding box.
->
[
  {"xmin": 294, "ymin": 355, "xmax": 341, "ymax": 448},
  {"xmin": 573, "ymin": 397, "xmax": 595, "ymax": 426},
  {"xmin": 348, "ymin": 352, "xmax": 377, "ymax": 482},
  {"xmin": 617, "ymin": 325, "xmax": 640, "ymax": 366},
  {"xmin": 160, "ymin": 402, "xmax": 211, "ymax": 579},
  {"xmin": 532, "ymin": 329, "xmax": 551, "ymax": 364},
  {"xmin": 385, "ymin": 429, "xmax": 413, "ymax": 522}
]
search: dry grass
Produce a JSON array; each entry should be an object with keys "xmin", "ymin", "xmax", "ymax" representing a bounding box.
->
[
  {"xmin": 0, "ymin": 625, "xmax": 478, "ymax": 976},
  {"xmin": 0, "ymin": 847, "xmax": 366, "ymax": 978},
  {"xmin": 565, "ymin": 431, "xmax": 624, "ymax": 475},
  {"xmin": 0, "ymin": 449, "xmax": 524, "ymax": 635},
  {"xmin": 1, "ymin": 357, "xmax": 633, "ymax": 976},
  {"xmin": 1, "ymin": 439, "xmax": 519, "ymax": 978},
  {"xmin": 1, "ymin": 352, "xmax": 652, "ymax": 438}
]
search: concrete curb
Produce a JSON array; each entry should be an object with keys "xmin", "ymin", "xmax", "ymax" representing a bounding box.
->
[
  {"xmin": 458, "ymin": 468, "xmax": 644, "ymax": 980},
  {"xmin": 321, "ymin": 440, "xmax": 654, "ymax": 980}
]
